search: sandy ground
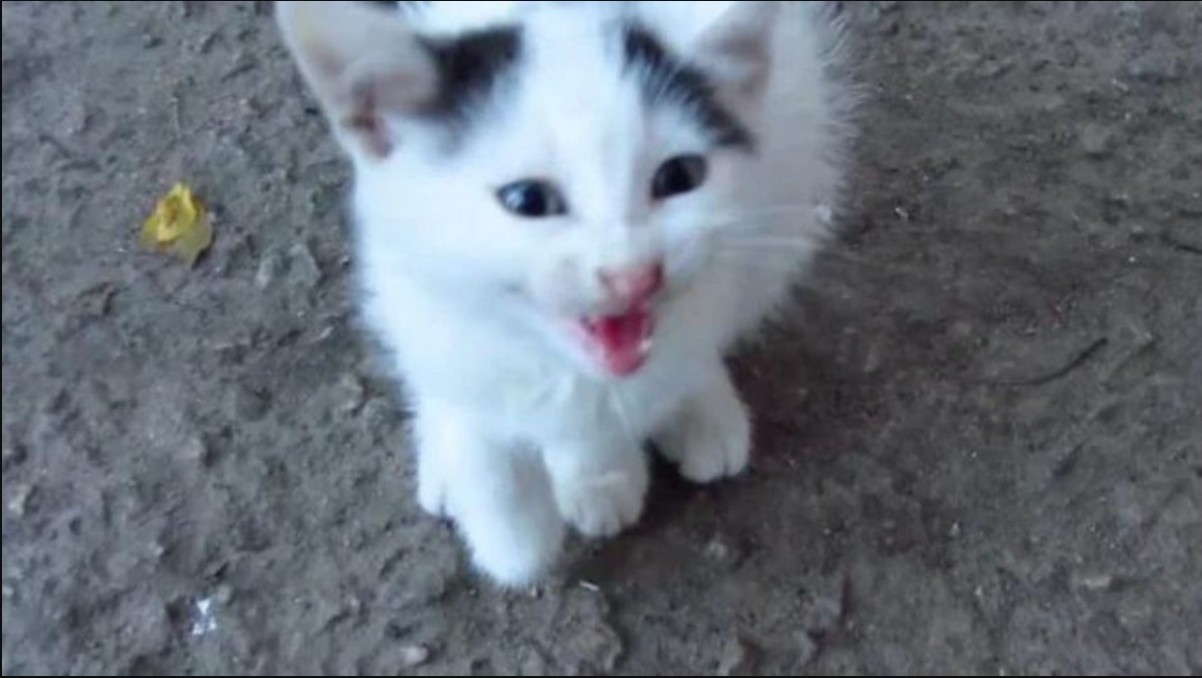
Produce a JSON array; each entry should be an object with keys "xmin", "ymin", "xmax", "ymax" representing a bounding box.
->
[{"xmin": 2, "ymin": 1, "xmax": 1200, "ymax": 675}]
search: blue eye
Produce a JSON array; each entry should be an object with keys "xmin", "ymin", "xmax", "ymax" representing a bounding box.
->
[
  {"xmin": 651, "ymin": 154, "xmax": 707, "ymax": 200},
  {"xmin": 497, "ymin": 180, "xmax": 568, "ymax": 218}
]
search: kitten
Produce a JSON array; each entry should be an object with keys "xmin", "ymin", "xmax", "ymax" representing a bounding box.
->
[{"xmin": 277, "ymin": 1, "xmax": 854, "ymax": 585}]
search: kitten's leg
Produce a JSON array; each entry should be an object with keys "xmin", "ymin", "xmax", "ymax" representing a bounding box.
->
[
  {"xmin": 414, "ymin": 401, "xmax": 564, "ymax": 586},
  {"xmin": 656, "ymin": 364, "xmax": 752, "ymax": 483},
  {"xmin": 543, "ymin": 434, "xmax": 648, "ymax": 539}
]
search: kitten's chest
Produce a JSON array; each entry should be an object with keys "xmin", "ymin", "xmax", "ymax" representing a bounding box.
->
[{"xmin": 473, "ymin": 358, "xmax": 676, "ymax": 440}]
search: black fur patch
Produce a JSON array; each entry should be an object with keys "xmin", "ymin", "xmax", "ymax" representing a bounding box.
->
[
  {"xmin": 621, "ymin": 23, "xmax": 753, "ymax": 150},
  {"xmin": 418, "ymin": 26, "xmax": 523, "ymax": 138}
]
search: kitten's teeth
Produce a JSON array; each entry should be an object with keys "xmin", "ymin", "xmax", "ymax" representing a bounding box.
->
[{"xmin": 638, "ymin": 338, "xmax": 653, "ymax": 355}]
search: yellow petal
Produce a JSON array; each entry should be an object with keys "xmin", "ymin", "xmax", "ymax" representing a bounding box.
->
[{"xmin": 140, "ymin": 183, "xmax": 213, "ymax": 266}]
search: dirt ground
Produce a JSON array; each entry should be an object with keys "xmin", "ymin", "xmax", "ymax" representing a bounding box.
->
[{"xmin": 2, "ymin": 1, "xmax": 1199, "ymax": 675}]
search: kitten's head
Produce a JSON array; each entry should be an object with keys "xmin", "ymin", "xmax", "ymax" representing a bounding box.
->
[{"xmin": 278, "ymin": 1, "xmax": 780, "ymax": 378}]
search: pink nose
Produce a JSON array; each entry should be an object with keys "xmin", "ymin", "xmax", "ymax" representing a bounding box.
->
[{"xmin": 599, "ymin": 261, "xmax": 664, "ymax": 306}]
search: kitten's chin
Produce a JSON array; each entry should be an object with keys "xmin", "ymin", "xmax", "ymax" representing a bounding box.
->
[{"xmin": 562, "ymin": 303, "xmax": 655, "ymax": 379}]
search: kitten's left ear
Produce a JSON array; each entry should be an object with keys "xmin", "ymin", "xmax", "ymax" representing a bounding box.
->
[
  {"xmin": 689, "ymin": 1, "xmax": 780, "ymax": 94},
  {"xmin": 277, "ymin": 0, "xmax": 437, "ymax": 160}
]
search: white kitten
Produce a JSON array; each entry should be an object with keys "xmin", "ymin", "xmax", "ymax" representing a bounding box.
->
[{"xmin": 277, "ymin": 1, "xmax": 854, "ymax": 585}]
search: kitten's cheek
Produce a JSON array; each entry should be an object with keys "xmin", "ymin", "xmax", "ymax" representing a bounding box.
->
[
  {"xmin": 526, "ymin": 275, "xmax": 570, "ymax": 315},
  {"xmin": 529, "ymin": 262, "xmax": 584, "ymax": 314}
]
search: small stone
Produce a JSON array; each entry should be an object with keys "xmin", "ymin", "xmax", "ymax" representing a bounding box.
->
[
  {"xmin": 550, "ymin": 592, "xmax": 623, "ymax": 673},
  {"xmin": 977, "ymin": 57, "xmax": 1010, "ymax": 79},
  {"xmin": 2, "ymin": 584, "xmax": 13, "ymax": 599},
  {"xmin": 717, "ymin": 636, "xmax": 758, "ymax": 676},
  {"xmin": 233, "ymin": 386, "xmax": 270, "ymax": 421},
  {"xmin": 704, "ymin": 537, "xmax": 733, "ymax": 563},
  {"xmin": 254, "ymin": 250, "xmax": 287, "ymax": 289},
  {"xmin": 519, "ymin": 648, "xmax": 549, "ymax": 676},
  {"xmin": 948, "ymin": 521, "xmax": 962, "ymax": 539},
  {"xmin": 181, "ymin": 436, "xmax": 212, "ymax": 466},
  {"xmin": 1079, "ymin": 123, "xmax": 1114, "ymax": 158},
  {"xmin": 799, "ymin": 575, "xmax": 845, "ymax": 634},
  {"xmin": 288, "ymin": 243, "xmax": 322, "ymax": 290},
  {"xmin": 214, "ymin": 584, "xmax": 235, "ymax": 605},
  {"xmin": 400, "ymin": 644, "xmax": 430, "ymax": 668},
  {"xmin": 796, "ymin": 631, "xmax": 819, "ymax": 668},
  {"xmin": 142, "ymin": 33, "xmax": 163, "ymax": 49},
  {"xmin": 362, "ymin": 398, "xmax": 400, "ymax": 438},
  {"xmin": 703, "ymin": 535, "xmax": 746, "ymax": 567},
  {"xmin": 7, "ymin": 484, "xmax": 33, "ymax": 517},
  {"xmin": 1079, "ymin": 574, "xmax": 1114, "ymax": 591},
  {"xmin": 190, "ymin": 597, "xmax": 218, "ymax": 637},
  {"xmin": 1, "ymin": 443, "xmax": 25, "ymax": 470},
  {"xmin": 335, "ymin": 374, "xmax": 366, "ymax": 415}
]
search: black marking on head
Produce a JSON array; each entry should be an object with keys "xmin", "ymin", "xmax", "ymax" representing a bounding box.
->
[
  {"xmin": 417, "ymin": 26, "xmax": 523, "ymax": 141},
  {"xmin": 621, "ymin": 23, "xmax": 753, "ymax": 151},
  {"xmin": 360, "ymin": 0, "xmax": 423, "ymax": 12}
]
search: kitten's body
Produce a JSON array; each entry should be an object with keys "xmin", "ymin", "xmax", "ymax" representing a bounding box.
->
[{"xmin": 279, "ymin": 1, "xmax": 853, "ymax": 584}]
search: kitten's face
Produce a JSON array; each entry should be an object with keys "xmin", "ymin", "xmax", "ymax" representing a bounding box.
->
[{"xmin": 280, "ymin": 2, "xmax": 773, "ymax": 377}]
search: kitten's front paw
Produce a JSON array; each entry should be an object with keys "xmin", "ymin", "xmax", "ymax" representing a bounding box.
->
[
  {"xmin": 552, "ymin": 459, "xmax": 648, "ymax": 538},
  {"xmin": 658, "ymin": 377, "xmax": 751, "ymax": 484}
]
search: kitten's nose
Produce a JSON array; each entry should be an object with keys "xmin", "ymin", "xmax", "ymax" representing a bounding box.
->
[{"xmin": 598, "ymin": 261, "xmax": 664, "ymax": 306}]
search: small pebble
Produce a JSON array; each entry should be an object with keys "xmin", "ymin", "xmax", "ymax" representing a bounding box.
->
[
  {"xmin": 717, "ymin": 636, "xmax": 757, "ymax": 676},
  {"xmin": 7, "ymin": 484, "xmax": 33, "ymax": 517},
  {"xmin": 233, "ymin": 386, "xmax": 270, "ymax": 421},
  {"xmin": 1080, "ymin": 574, "xmax": 1114, "ymax": 591},
  {"xmin": 181, "ymin": 436, "xmax": 212, "ymax": 466},
  {"xmin": 288, "ymin": 243, "xmax": 322, "ymax": 290},
  {"xmin": 796, "ymin": 631, "xmax": 819, "ymax": 667},
  {"xmin": 400, "ymin": 644, "xmax": 430, "ymax": 668},
  {"xmin": 214, "ymin": 584, "xmax": 235, "ymax": 605},
  {"xmin": 335, "ymin": 374, "xmax": 366, "ymax": 415},
  {"xmin": 1079, "ymin": 123, "xmax": 1114, "ymax": 158},
  {"xmin": 704, "ymin": 537, "xmax": 732, "ymax": 562},
  {"xmin": 1, "ymin": 443, "xmax": 24, "ymax": 469},
  {"xmin": 255, "ymin": 250, "xmax": 287, "ymax": 289}
]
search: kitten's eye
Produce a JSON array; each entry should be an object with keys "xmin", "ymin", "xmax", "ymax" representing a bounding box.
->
[
  {"xmin": 496, "ymin": 180, "xmax": 568, "ymax": 218},
  {"xmin": 651, "ymin": 154, "xmax": 707, "ymax": 200}
]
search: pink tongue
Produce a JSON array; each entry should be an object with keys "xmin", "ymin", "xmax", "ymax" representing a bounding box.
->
[{"xmin": 585, "ymin": 309, "xmax": 652, "ymax": 376}]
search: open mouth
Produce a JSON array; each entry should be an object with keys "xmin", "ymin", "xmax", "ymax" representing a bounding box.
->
[{"xmin": 570, "ymin": 302, "xmax": 654, "ymax": 377}]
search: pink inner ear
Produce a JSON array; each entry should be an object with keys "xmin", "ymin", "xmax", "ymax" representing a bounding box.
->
[
  {"xmin": 344, "ymin": 78, "xmax": 394, "ymax": 158},
  {"xmin": 340, "ymin": 63, "xmax": 437, "ymax": 159},
  {"xmin": 696, "ymin": 3, "xmax": 777, "ymax": 94},
  {"xmin": 346, "ymin": 111, "xmax": 393, "ymax": 158}
]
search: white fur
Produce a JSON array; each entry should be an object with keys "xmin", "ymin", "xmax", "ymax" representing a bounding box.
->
[{"xmin": 278, "ymin": 1, "xmax": 854, "ymax": 585}]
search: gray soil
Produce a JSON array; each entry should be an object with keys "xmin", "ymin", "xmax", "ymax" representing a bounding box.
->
[{"xmin": 3, "ymin": 1, "xmax": 1200, "ymax": 675}]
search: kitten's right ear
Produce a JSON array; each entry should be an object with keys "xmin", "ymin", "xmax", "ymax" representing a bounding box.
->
[{"xmin": 276, "ymin": 0, "xmax": 436, "ymax": 160}]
